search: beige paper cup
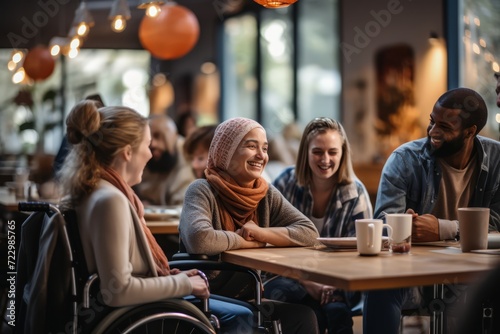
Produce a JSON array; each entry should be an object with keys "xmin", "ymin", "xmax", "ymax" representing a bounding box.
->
[{"xmin": 458, "ymin": 207, "xmax": 490, "ymax": 252}]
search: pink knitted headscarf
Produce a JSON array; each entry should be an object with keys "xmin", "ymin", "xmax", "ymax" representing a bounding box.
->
[{"xmin": 208, "ymin": 117, "xmax": 265, "ymax": 171}]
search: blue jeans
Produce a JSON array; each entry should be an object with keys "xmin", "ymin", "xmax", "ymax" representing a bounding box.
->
[
  {"xmin": 363, "ymin": 289, "xmax": 408, "ymax": 334},
  {"xmin": 209, "ymin": 298, "xmax": 255, "ymax": 334},
  {"xmin": 264, "ymin": 276, "xmax": 353, "ymax": 334},
  {"xmin": 199, "ymin": 297, "xmax": 320, "ymax": 334}
]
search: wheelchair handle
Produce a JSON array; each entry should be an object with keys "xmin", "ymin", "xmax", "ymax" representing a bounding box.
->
[
  {"xmin": 18, "ymin": 201, "xmax": 53, "ymax": 213},
  {"xmin": 197, "ymin": 270, "xmax": 210, "ymax": 312}
]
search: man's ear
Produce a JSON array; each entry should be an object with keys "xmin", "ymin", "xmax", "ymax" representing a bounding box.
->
[{"xmin": 464, "ymin": 125, "xmax": 477, "ymax": 138}]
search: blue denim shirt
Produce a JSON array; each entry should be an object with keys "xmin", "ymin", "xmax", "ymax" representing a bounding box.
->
[{"xmin": 374, "ymin": 136, "xmax": 500, "ymax": 239}]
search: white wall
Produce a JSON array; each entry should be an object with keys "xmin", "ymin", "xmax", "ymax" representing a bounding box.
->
[{"xmin": 340, "ymin": 0, "xmax": 447, "ymax": 163}]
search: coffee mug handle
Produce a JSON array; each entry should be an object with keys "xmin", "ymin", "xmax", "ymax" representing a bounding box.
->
[
  {"xmin": 368, "ymin": 223, "xmax": 374, "ymax": 248},
  {"xmin": 383, "ymin": 224, "xmax": 393, "ymax": 239}
]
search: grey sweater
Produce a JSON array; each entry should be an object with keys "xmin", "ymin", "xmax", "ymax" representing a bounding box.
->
[{"xmin": 180, "ymin": 179, "xmax": 320, "ymax": 256}]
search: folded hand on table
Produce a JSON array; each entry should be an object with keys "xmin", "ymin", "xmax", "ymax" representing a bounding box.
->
[
  {"xmin": 236, "ymin": 220, "xmax": 297, "ymax": 247},
  {"xmin": 236, "ymin": 221, "xmax": 266, "ymax": 248},
  {"xmin": 236, "ymin": 221, "xmax": 261, "ymax": 241}
]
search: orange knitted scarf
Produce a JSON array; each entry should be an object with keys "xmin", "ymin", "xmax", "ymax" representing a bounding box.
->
[
  {"xmin": 100, "ymin": 167, "xmax": 170, "ymax": 276},
  {"xmin": 205, "ymin": 167, "xmax": 269, "ymax": 231}
]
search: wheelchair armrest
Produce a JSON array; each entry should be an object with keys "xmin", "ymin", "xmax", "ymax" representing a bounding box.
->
[
  {"xmin": 83, "ymin": 273, "xmax": 100, "ymax": 308},
  {"xmin": 169, "ymin": 259, "xmax": 261, "ymax": 279},
  {"xmin": 170, "ymin": 254, "xmax": 267, "ymax": 327},
  {"xmin": 170, "ymin": 257, "xmax": 263, "ymax": 300},
  {"xmin": 171, "ymin": 253, "xmax": 261, "ymax": 278},
  {"xmin": 172, "ymin": 252, "xmax": 212, "ymax": 261}
]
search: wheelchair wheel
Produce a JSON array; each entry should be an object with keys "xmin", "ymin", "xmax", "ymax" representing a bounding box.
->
[{"xmin": 92, "ymin": 300, "xmax": 217, "ymax": 334}]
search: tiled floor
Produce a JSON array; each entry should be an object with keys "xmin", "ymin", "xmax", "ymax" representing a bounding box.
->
[{"xmin": 353, "ymin": 315, "xmax": 430, "ymax": 334}]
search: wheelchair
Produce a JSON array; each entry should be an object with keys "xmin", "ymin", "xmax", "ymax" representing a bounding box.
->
[
  {"xmin": 15, "ymin": 202, "xmax": 218, "ymax": 334},
  {"xmin": 172, "ymin": 242, "xmax": 283, "ymax": 334}
]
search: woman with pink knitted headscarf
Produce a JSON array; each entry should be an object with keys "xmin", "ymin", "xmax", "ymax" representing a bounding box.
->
[{"xmin": 179, "ymin": 117, "xmax": 320, "ymax": 334}]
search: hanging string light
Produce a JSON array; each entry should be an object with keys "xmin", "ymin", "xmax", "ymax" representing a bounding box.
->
[
  {"xmin": 253, "ymin": 0, "xmax": 298, "ymax": 8},
  {"xmin": 138, "ymin": 0, "xmax": 165, "ymax": 18},
  {"xmin": 49, "ymin": 37, "xmax": 70, "ymax": 57},
  {"xmin": 109, "ymin": 0, "xmax": 131, "ymax": 33},
  {"xmin": 72, "ymin": 1, "xmax": 94, "ymax": 37},
  {"xmin": 8, "ymin": 0, "xmax": 202, "ymax": 83}
]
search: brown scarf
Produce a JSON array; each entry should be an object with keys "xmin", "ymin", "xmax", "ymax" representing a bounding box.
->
[
  {"xmin": 100, "ymin": 167, "xmax": 170, "ymax": 276},
  {"xmin": 205, "ymin": 167, "xmax": 269, "ymax": 231}
]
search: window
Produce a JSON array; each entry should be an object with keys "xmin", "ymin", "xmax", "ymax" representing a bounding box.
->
[
  {"xmin": 222, "ymin": 1, "xmax": 341, "ymax": 135},
  {"xmin": 222, "ymin": 14, "xmax": 258, "ymax": 121},
  {"xmin": 460, "ymin": 0, "xmax": 500, "ymax": 138},
  {"xmin": 0, "ymin": 49, "xmax": 150, "ymax": 154}
]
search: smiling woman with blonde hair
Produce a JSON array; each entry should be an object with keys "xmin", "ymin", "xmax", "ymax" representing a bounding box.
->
[{"xmin": 266, "ymin": 117, "xmax": 373, "ymax": 334}]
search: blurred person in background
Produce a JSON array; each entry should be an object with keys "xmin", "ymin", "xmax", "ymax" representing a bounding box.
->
[
  {"xmin": 183, "ymin": 124, "xmax": 217, "ymax": 179},
  {"xmin": 135, "ymin": 114, "xmax": 195, "ymax": 206}
]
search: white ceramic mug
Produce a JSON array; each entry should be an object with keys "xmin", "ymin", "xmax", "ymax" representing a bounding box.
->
[
  {"xmin": 355, "ymin": 219, "xmax": 393, "ymax": 256},
  {"xmin": 458, "ymin": 207, "xmax": 490, "ymax": 252},
  {"xmin": 386, "ymin": 213, "xmax": 412, "ymax": 254}
]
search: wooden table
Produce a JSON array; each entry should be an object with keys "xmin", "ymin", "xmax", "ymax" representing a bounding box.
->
[
  {"xmin": 0, "ymin": 186, "xmax": 60, "ymax": 210},
  {"xmin": 0, "ymin": 186, "xmax": 20, "ymax": 211},
  {"xmin": 146, "ymin": 220, "xmax": 179, "ymax": 235},
  {"xmin": 222, "ymin": 245, "xmax": 500, "ymax": 334},
  {"xmin": 222, "ymin": 246, "xmax": 500, "ymax": 291}
]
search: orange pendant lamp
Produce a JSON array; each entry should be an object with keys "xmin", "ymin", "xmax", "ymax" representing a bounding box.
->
[
  {"xmin": 23, "ymin": 45, "xmax": 55, "ymax": 81},
  {"xmin": 138, "ymin": 3, "xmax": 199, "ymax": 60},
  {"xmin": 253, "ymin": 0, "xmax": 297, "ymax": 8}
]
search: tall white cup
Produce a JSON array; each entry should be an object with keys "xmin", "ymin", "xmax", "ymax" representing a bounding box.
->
[
  {"xmin": 458, "ymin": 207, "xmax": 490, "ymax": 252},
  {"xmin": 386, "ymin": 214, "xmax": 413, "ymax": 254},
  {"xmin": 14, "ymin": 167, "xmax": 30, "ymax": 199},
  {"xmin": 355, "ymin": 219, "xmax": 393, "ymax": 256}
]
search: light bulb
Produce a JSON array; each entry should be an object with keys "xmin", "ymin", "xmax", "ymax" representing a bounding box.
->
[
  {"xmin": 70, "ymin": 36, "xmax": 81, "ymax": 49},
  {"xmin": 12, "ymin": 68, "xmax": 26, "ymax": 84},
  {"xmin": 8, "ymin": 60, "xmax": 17, "ymax": 71},
  {"xmin": 111, "ymin": 16, "xmax": 127, "ymax": 32},
  {"xmin": 68, "ymin": 48, "xmax": 79, "ymax": 59},
  {"xmin": 50, "ymin": 44, "xmax": 61, "ymax": 57},
  {"xmin": 77, "ymin": 22, "xmax": 89, "ymax": 37},
  {"xmin": 146, "ymin": 4, "xmax": 161, "ymax": 17},
  {"xmin": 493, "ymin": 62, "xmax": 500, "ymax": 73},
  {"xmin": 12, "ymin": 51, "xmax": 24, "ymax": 63}
]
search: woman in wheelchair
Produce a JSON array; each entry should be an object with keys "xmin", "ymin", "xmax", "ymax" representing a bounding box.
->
[
  {"xmin": 57, "ymin": 100, "xmax": 255, "ymax": 333},
  {"xmin": 179, "ymin": 117, "xmax": 321, "ymax": 334}
]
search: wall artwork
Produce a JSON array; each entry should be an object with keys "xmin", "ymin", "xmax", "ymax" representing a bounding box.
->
[{"xmin": 374, "ymin": 44, "xmax": 423, "ymax": 159}]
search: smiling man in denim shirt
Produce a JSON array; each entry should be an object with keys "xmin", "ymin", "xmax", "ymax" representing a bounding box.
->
[{"xmin": 363, "ymin": 87, "xmax": 500, "ymax": 334}]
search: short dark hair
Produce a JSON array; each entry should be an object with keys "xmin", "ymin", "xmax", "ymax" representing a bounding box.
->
[
  {"xmin": 436, "ymin": 87, "xmax": 487, "ymax": 135},
  {"xmin": 183, "ymin": 124, "xmax": 217, "ymax": 158}
]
